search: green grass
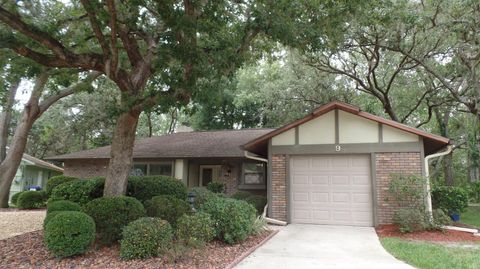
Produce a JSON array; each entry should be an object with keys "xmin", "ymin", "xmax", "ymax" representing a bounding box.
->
[
  {"xmin": 461, "ymin": 206, "xmax": 480, "ymax": 228},
  {"xmin": 380, "ymin": 237, "xmax": 480, "ymax": 269}
]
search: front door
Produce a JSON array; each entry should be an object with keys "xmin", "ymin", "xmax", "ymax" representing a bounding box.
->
[{"xmin": 200, "ymin": 165, "xmax": 221, "ymax": 186}]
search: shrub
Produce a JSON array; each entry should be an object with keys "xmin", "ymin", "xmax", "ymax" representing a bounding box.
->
[
  {"xmin": 469, "ymin": 181, "xmax": 480, "ymax": 203},
  {"xmin": 44, "ymin": 211, "xmax": 96, "ymax": 258},
  {"xmin": 44, "ymin": 210, "xmax": 67, "ymax": 228},
  {"xmin": 50, "ymin": 177, "xmax": 104, "ymax": 206},
  {"xmin": 17, "ymin": 190, "xmax": 47, "ymax": 209},
  {"xmin": 84, "ymin": 196, "xmax": 146, "ymax": 245},
  {"xmin": 189, "ymin": 187, "xmax": 217, "ymax": 208},
  {"xmin": 176, "ymin": 213, "xmax": 215, "ymax": 247},
  {"xmin": 432, "ymin": 186, "xmax": 469, "ymax": 214},
  {"xmin": 11, "ymin": 191, "xmax": 25, "ymax": 206},
  {"xmin": 200, "ymin": 196, "xmax": 256, "ymax": 244},
  {"xmin": 432, "ymin": 209, "xmax": 452, "ymax": 229},
  {"xmin": 251, "ymin": 216, "xmax": 268, "ymax": 235},
  {"xmin": 45, "ymin": 175, "xmax": 78, "ymax": 196},
  {"xmin": 231, "ymin": 191, "xmax": 252, "ymax": 201},
  {"xmin": 393, "ymin": 208, "xmax": 428, "ymax": 233},
  {"xmin": 206, "ymin": 181, "xmax": 225, "ymax": 193},
  {"xmin": 127, "ymin": 176, "xmax": 188, "ymax": 202},
  {"xmin": 120, "ymin": 217, "xmax": 173, "ymax": 260},
  {"xmin": 145, "ymin": 195, "xmax": 190, "ymax": 227},
  {"xmin": 47, "ymin": 200, "xmax": 82, "ymax": 214},
  {"xmin": 245, "ymin": 195, "xmax": 267, "ymax": 215}
]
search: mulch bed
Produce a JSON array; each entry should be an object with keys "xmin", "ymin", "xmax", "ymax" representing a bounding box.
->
[
  {"xmin": 376, "ymin": 224, "xmax": 480, "ymax": 243},
  {"xmin": 0, "ymin": 230, "xmax": 274, "ymax": 269}
]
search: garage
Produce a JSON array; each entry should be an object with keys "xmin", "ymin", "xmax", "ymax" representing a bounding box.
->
[{"xmin": 290, "ymin": 155, "xmax": 373, "ymax": 226}]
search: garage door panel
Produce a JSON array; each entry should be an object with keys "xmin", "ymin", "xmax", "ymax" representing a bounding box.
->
[{"xmin": 290, "ymin": 155, "xmax": 373, "ymax": 226}]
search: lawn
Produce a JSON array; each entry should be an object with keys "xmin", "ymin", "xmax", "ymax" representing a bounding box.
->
[
  {"xmin": 461, "ymin": 205, "xmax": 480, "ymax": 228},
  {"xmin": 381, "ymin": 237, "xmax": 480, "ymax": 269}
]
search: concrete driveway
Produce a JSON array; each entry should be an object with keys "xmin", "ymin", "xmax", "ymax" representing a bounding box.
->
[{"xmin": 235, "ymin": 224, "xmax": 414, "ymax": 269}]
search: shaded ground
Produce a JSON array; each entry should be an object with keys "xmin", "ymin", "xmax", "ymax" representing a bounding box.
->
[
  {"xmin": 0, "ymin": 209, "xmax": 46, "ymax": 240},
  {"xmin": 376, "ymin": 224, "xmax": 480, "ymax": 243},
  {"xmin": 0, "ymin": 230, "xmax": 273, "ymax": 269},
  {"xmin": 461, "ymin": 205, "xmax": 480, "ymax": 228}
]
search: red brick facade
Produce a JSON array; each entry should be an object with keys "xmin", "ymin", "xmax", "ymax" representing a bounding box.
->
[
  {"xmin": 268, "ymin": 152, "xmax": 423, "ymax": 225},
  {"xmin": 64, "ymin": 159, "xmax": 109, "ymax": 178},
  {"xmin": 375, "ymin": 152, "xmax": 422, "ymax": 224},
  {"xmin": 271, "ymin": 154, "xmax": 287, "ymax": 221}
]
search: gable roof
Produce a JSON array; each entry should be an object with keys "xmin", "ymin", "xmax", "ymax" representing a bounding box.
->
[
  {"xmin": 22, "ymin": 153, "xmax": 64, "ymax": 172},
  {"xmin": 243, "ymin": 101, "xmax": 451, "ymax": 155},
  {"xmin": 47, "ymin": 128, "xmax": 274, "ymax": 161}
]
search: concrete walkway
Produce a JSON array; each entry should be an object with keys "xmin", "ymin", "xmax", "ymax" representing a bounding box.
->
[{"xmin": 235, "ymin": 224, "xmax": 414, "ymax": 269}]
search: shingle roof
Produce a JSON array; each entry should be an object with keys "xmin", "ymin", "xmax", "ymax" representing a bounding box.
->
[
  {"xmin": 22, "ymin": 153, "xmax": 64, "ymax": 172},
  {"xmin": 47, "ymin": 128, "xmax": 274, "ymax": 161}
]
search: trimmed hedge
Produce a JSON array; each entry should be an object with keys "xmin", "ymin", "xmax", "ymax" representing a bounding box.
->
[
  {"xmin": 231, "ymin": 191, "xmax": 267, "ymax": 215},
  {"xmin": 83, "ymin": 196, "xmax": 146, "ymax": 245},
  {"xmin": 120, "ymin": 217, "xmax": 173, "ymax": 260},
  {"xmin": 189, "ymin": 187, "xmax": 217, "ymax": 209},
  {"xmin": 432, "ymin": 186, "xmax": 469, "ymax": 214},
  {"xmin": 44, "ymin": 211, "xmax": 96, "ymax": 258},
  {"xmin": 200, "ymin": 196, "xmax": 256, "ymax": 244},
  {"xmin": 145, "ymin": 195, "xmax": 191, "ymax": 227},
  {"xmin": 230, "ymin": 191, "xmax": 252, "ymax": 200},
  {"xmin": 11, "ymin": 191, "xmax": 25, "ymax": 206},
  {"xmin": 127, "ymin": 176, "xmax": 188, "ymax": 202},
  {"xmin": 206, "ymin": 182, "xmax": 225, "ymax": 193},
  {"xmin": 44, "ymin": 210, "xmax": 67, "ymax": 228},
  {"xmin": 17, "ymin": 191, "xmax": 47, "ymax": 209},
  {"xmin": 176, "ymin": 212, "xmax": 215, "ymax": 247},
  {"xmin": 47, "ymin": 200, "xmax": 82, "ymax": 214},
  {"xmin": 50, "ymin": 177, "xmax": 104, "ymax": 206},
  {"xmin": 45, "ymin": 175, "xmax": 78, "ymax": 196}
]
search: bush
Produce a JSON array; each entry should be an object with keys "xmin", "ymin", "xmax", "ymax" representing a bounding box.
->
[
  {"xmin": 44, "ymin": 210, "xmax": 67, "ymax": 228},
  {"xmin": 200, "ymin": 196, "xmax": 256, "ymax": 244},
  {"xmin": 432, "ymin": 186, "xmax": 469, "ymax": 214},
  {"xmin": 45, "ymin": 175, "xmax": 78, "ymax": 196},
  {"xmin": 11, "ymin": 191, "xmax": 25, "ymax": 206},
  {"xmin": 84, "ymin": 196, "xmax": 146, "ymax": 245},
  {"xmin": 206, "ymin": 182, "xmax": 225, "ymax": 193},
  {"xmin": 432, "ymin": 209, "xmax": 452, "ymax": 228},
  {"xmin": 50, "ymin": 177, "xmax": 104, "ymax": 206},
  {"xmin": 470, "ymin": 181, "xmax": 480, "ymax": 203},
  {"xmin": 120, "ymin": 217, "xmax": 173, "ymax": 260},
  {"xmin": 245, "ymin": 195, "xmax": 267, "ymax": 215},
  {"xmin": 44, "ymin": 211, "xmax": 96, "ymax": 258},
  {"xmin": 47, "ymin": 200, "xmax": 82, "ymax": 214},
  {"xmin": 189, "ymin": 187, "xmax": 217, "ymax": 209},
  {"xmin": 17, "ymin": 191, "xmax": 47, "ymax": 209},
  {"xmin": 127, "ymin": 176, "xmax": 188, "ymax": 202},
  {"xmin": 251, "ymin": 216, "xmax": 268, "ymax": 235},
  {"xmin": 145, "ymin": 195, "xmax": 191, "ymax": 227},
  {"xmin": 176, "ymin": 213, "xmax": 215, "ymax": 247},
  {"xmin": 393, "ymin": 208, "xmax": 428, "ymax": 233},
  {"xmin": 231, "ymin": 191, "xmax": 252, "ymax": 201}
]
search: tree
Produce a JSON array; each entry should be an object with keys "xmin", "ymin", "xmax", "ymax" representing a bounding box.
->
[{"xmin": 0, "ymin": 1, "xmax": 359, "ymax": 196}]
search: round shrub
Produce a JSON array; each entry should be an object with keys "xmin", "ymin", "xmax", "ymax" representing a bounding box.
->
[
  {"xmin": 176, "ymin": 212, "xmax": 215, "ymax": 247},
  {"xmin": 432, "ymin": 186, "xmax": 469, "ymax": 214},
  {"xmin": 47, "ymin": 200, "xmax": 82, "ymax": 214},
  {"xmin": 244, "ymin": 195, "xmax": 267, "ymax": 215},
  {"xmin": 145, "ymin": 195, "xmax": 190, "ymax": 227},
  {"xmin": 45, "ymin": 175, "xmax": 78, "ymax": 196},
  {"xmin": 127, "ymin": 176, "xmax": 188, "ymax": 202},
  {"xmin": 44, "ymin": 211, "xmax": 95, "ymax": 258},
  {"xmin": 200, "ymin": 196, "xmax": 256, "ymax": 244},
  {"xmin": 189, "ymin": 187, "xmax": 217, "ymax": 208},
  {"xmin": 50, "ymin": 177, "xmax": 104, "ymax": 206},
  {"xmin": 206, "ymin": 181, "xmax": 225, "ymax": 193},
  {"xmin": 17, "ymin": 190, "xmax": 47, "ymax": 209},
  {"xmin": 83, "ymin": 196, "xmax": 145, "ymax": 245},
  {"xmin": 44, "ymin": 210, "xmax": 67, "ymax": 228},
  {"xmin": 11, "ymin": 191, "xmax": 25, "ymax": 206},
  {"xmin": 120, "ymin": 217, "xmax": 173, "ymax": 260},
  {"xmin": 231, "ymin": 191, "xmax": 252, "ymax": 201}
]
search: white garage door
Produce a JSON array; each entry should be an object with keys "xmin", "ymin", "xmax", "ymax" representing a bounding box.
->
[{"xmin": 290, "ymin": 155, "xmax": 373, "ymax": 226}]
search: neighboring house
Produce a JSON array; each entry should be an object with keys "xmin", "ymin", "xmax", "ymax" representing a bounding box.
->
[
  {"xmin": 48, "ymin": 101, "xmax": 450, "ymax": 227},
  {"xmin": 10, "ymin": 153, "xmax": 64, "ymax": 201}
]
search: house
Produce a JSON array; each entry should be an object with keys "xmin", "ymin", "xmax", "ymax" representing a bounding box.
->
[
  {"xmin": 48, "ymin": 101, "xmax": 450, "ymax": 227},
  {"xmin": 10, "ymin": 153, "xmax": 64, "ymax": 201}
]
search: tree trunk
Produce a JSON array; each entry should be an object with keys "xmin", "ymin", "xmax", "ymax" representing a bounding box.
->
[
  {"xmin": 0, "ymin": 80, "xmax": 20, "ymax": 162},
  {"xmin": 146, "ymin": 112, "xmax": 153, "ymax": 137},
  {"xmin": 103, "ymin": 109, "xmax": 141, "ymax": 196}
]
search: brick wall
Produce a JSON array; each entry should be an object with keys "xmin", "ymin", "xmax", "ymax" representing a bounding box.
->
[
  {"xmin": 375, "ymin": 152, "xmax": 422, "ymax": 225},
  {"xmin": 64, "ymin": 159, "xmax": 109, "ymax": 178},
  {"xmin": 271, "ymin": 154, "xmax": 287, "ymax": 221}
]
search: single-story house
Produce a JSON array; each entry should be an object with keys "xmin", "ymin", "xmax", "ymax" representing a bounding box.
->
[
  {"xmin": 10, "ymin": 153, "xmax": 64, "ymax": 202},
  {"xmin": 48, "ymin": 101, "xmax": 450, "ymax": 227}
]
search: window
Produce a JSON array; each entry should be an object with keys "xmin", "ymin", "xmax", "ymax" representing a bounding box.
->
[
  {"xmin": 130, "ymin": 162, "xmax": 173, "ymax": 176},
  {"xmin": 199, "ymin": 165, "xmax": 222, "ymax": 186},
  {"xmin": 240, "ymin": 162, "xmax": 266, "ymax": 189}
]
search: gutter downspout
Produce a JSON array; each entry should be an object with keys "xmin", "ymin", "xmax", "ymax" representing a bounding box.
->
[{"xmin": 425, "ymin": 145, "xmax": 453, "ymax": 215}]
